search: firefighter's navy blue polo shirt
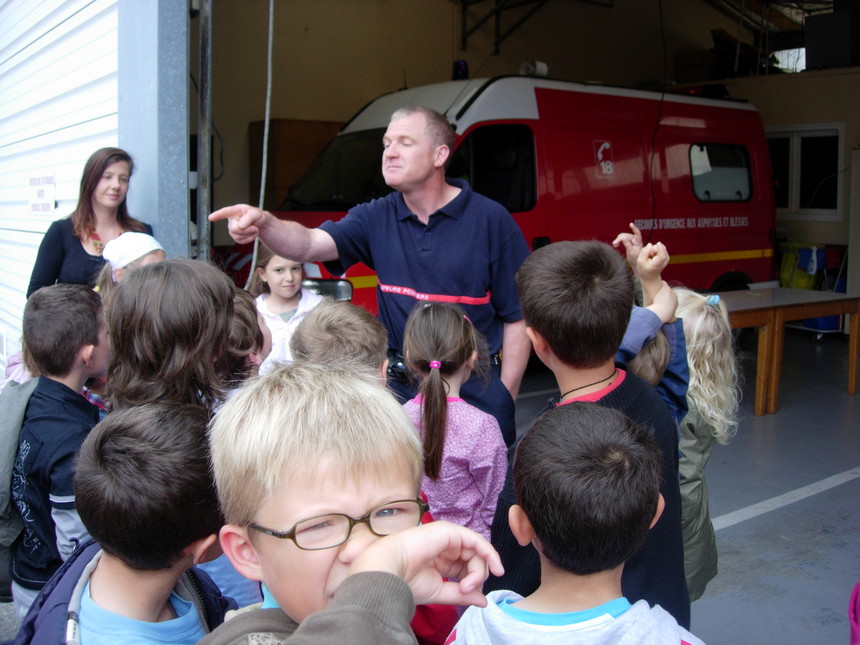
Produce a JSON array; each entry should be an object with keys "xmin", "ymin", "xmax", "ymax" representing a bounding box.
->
[{"xmin": 319, "ymin": 179, "xmax": 529, "ymax": 355}]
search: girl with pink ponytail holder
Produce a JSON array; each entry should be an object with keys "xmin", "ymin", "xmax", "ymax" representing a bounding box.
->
[{"xmin": 402, "ymin": 302, "xmax": 507, "ymax": 541}]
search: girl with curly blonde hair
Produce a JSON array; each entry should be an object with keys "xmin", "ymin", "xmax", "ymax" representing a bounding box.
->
[{"xmin": 674, "ymin": 287, "xmax": 740, "ymax": 600}]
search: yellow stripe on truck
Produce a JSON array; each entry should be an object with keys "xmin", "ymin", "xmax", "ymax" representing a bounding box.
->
[{"xmin": 670, "ymin": 248, "xmax": 773, "ymax": 265}]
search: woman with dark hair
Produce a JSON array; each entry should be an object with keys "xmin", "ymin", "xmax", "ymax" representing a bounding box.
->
[{"xmin": 26, "ymin": 147, "xmax": 151, "ymax": 297}]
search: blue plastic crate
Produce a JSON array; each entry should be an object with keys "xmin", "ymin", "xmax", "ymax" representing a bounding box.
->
[{"xmin": 802, "ymin": 276, "xmax": 847, "ymax": 333}]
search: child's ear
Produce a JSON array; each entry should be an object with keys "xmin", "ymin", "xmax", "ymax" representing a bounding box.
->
[
  {"xmin": 650, "ymin": 494, "xmax": 665, "ymax": 529},
  {"xmin": 465, "ymin": 350, "xmax": 478, "ymax": 370},
  {"xmin": 112, "ymin": 267, "xmax": 124, "ymax": 282},
  {"xmin": 524, "ymin": 326, "xmax": 545, "ymax": 354},
  {"xmin": 220, "ymin": 525, "xmax": 265, "ymax": 582},
  {"xmin": 187, "ymin": 533, "xmax": 221, "ymax": 565},
  {"xmin": 525, "ymin": 327, "xmax": 557, "ymax": 369},
  {"xmin": 378, "ymin": 358, "xmax": 389, "ymax": 381},
  {"xmin": 508, "ymin": 504, "xmax": 537, "ymax": 548},
  {"xmin": 79, "ymin": 344, "xmax": 95, "ymax": 368},
  {"xmin": 255, "ymin": 267, "xmax": 267, "ymax": 283}
]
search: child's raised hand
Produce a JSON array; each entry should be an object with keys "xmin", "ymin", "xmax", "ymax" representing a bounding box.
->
[
  {"xmin": 636, "ymin": 242, "xmax": 670, "ymax": 281},
  {"xmin": 637, "ymin": 243, "xmax": 669, "ymax": 307},
  {"xmin": 612, "ymin": 222, "xmax": 644, "ymax": 270},
  {"xmin": 348, "ymin": 521, "xmax": 504, "ymax": 608}
]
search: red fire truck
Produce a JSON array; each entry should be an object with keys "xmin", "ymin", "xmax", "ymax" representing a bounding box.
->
[{"xmin": 274, "ymin": 75, "xmax": 775, "ymax": 311}]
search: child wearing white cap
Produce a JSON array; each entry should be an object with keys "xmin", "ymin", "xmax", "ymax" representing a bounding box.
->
[
  {"xmin": 96, "ymin": 232, "xmax": 166, "ymax": 304},
  {"xmin": 102, "ymin": 232, "xmax": 165, "ymax": 280}
]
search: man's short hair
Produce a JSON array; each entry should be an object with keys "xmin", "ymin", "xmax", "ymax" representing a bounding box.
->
[
  {"xmin": 290, "ymin": 299, "xmax": 387, "ymax": 372},
  {"xmin": 514, "ymin": 402, "xmax": 662, "ymax": 575},
  {"xmin": 391, "ymin": 106, "xmax": 455, "ymax": 154},
  {"xmin": 23, "ymin": 284, "xmax": 102, "ymax": 377},
  {"xmin": 516, "ymin": 240, "xmax": 634, "ymax": 367},
  {"xmin": 75, "ymin": 403, "xmax": 222, "ymax": 570},
  {"xmin": 209, "ymin": 362, "xmax": 423, "ymax": 527}
]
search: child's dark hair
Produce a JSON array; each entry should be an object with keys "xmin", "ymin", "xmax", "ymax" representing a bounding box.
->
[
  {"xmin": 107, "ymin": 259, "xmax": 234, "ymax": 410},
  {"xmin": 402, "ymin": 302, "xmax": 487, "ymax": 479},
  {"xmin": 219, "ymin": 287, "xmax": 265, "ymax": 384},
  {"xmin": 74, "ymin": 403, "xmax": 222, "ymax": 570},
  {"xmin": 514, "ymin": 402, "xmax": 662, "ymax": 575},
  {"xmin": 516, "ymin": 240, "xmax": 634, "ymax": 367},
  {"xmin": 23, "ymin": 284, "xmax": 103, "ymax": 377}
]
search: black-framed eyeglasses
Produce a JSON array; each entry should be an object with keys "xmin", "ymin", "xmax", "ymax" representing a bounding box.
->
[{"xmin": 249, "ymin": 498, "xmax": 429, "ymax": 551}]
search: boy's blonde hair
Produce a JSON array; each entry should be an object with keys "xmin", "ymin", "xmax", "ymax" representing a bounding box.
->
[
  {"xmin": 290, "ymin": 299, "xmax": 388, "ymax": 371},
  {"xmin": 209, "ymin": 362, "xmax": 423, "ymax": 526},
  {"xmin": 674, "ymin": 288, "xmax": 739, "ymax": 444}
]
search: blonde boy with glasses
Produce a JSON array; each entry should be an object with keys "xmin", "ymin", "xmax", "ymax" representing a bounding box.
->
[{"xmin": 202, "ymin": 362, "xmax": 502, "ymax": 644}]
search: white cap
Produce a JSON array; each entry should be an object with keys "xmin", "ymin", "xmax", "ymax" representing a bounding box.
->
[{"xmin": 102, "ymin": 232, "xmax": 164, "ymax": 271}]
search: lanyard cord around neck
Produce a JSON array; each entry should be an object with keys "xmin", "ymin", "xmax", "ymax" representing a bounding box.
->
[{"xmin": 558, "ymin": 369, "xmax": 617, "ymax": 401}]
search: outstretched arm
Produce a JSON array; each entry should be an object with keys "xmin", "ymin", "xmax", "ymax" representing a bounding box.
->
[{"xmin": 209, "ymin": 204, "xmax": 339, "ymax": 262}]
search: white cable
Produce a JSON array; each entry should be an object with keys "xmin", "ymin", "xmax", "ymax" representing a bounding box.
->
[{"xmin": 245, "ymin": 0, "xmax": 275, "ymax": 290}]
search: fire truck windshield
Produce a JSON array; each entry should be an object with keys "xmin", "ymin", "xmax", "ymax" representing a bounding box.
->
[{"xmin": 280, "ymin": 128, "xmax": 392, "ymax": 211}]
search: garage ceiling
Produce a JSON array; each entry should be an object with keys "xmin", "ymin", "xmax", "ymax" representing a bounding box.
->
[
  {"xmin": 462, "ymin": 1, "xmax": 840, "ymax": 54},
  {"xmin": 702, "ymin": 1, "xmax": 836, "ymax": 49}
]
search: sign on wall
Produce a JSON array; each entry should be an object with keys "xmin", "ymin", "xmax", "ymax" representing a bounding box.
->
[{"xmin": 28, "ymin": 176, "xmax": 56, "ymax": 215}]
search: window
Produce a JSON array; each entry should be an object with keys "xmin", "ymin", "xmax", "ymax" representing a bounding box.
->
[
  {"xmin": 447, "ymin": 124, "xmax": 537, "ymax": 213},
  {"xmin": 690, "ymin": 144, "xmax": 751, "ymax": 202},
  {"xmin": 282, "ymin": 128, "xmax": 391, "ymax": 210},
  {"xmin": 774, "ymin": 48, "xmax": 806, "ymax": 73},
  {"xmin": 767, "ymin": 124, "xmax": 844, "ymax": 221}
]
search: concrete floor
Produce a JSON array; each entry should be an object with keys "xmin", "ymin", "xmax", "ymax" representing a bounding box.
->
[
  {"xmin": 690, "ymin": 327, "xmax": 859, "ymax": 644},
  {"xmin": 1, "ymin": 326, "xmax": 857, "ymax": 642}
]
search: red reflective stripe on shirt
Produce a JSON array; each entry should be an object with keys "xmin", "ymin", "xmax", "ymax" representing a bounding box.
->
[{"xmin": 378, "ymin": 282, "xmax": 491, "ymax": 306}]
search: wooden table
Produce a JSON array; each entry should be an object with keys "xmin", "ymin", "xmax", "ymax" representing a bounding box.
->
[{"xmin": 717, "ymin": 287, "xmax": 860, "ymax": 415}]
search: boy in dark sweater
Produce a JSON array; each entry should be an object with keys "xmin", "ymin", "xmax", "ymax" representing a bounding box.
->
[
  {"xmin": 11, "ymin": 284, "xmax": 109, "ymax": 620},
  {"xmin": 485, "ymin": 240, "xmax": 690, "ymax": 628}
]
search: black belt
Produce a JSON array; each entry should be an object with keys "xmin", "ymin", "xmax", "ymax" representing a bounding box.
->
[{"xmin": 386, "ymin": 349, "xmax": 501, "ymax": 382}]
